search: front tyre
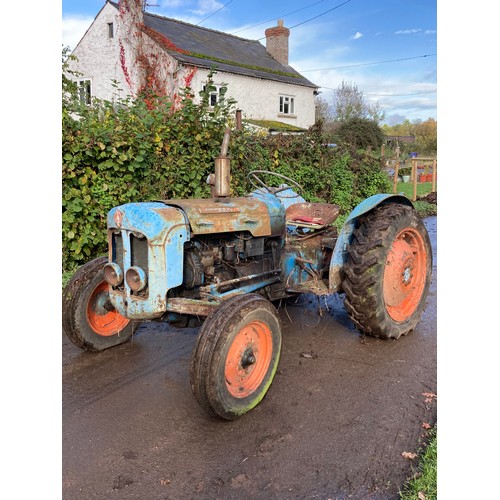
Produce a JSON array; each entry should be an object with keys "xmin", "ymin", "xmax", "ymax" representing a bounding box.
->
[
  {"xmin": 189, "ymin": 294, "xmax": 282, "ymax": 420},
  {"xmin": 62, "ymin": 257, "xmax": 138, "ymax": 351},
  {"xmin": 342, "ymin": 203, "xmax": 432, "ymax": 339}
]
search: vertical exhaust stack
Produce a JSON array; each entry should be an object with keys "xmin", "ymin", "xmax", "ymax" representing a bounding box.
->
[{"xmin": 210, "ymin": 127, "xmax": 231, "ymax": 198}]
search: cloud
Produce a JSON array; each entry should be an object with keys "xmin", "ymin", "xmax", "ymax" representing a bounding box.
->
[
  {"xmin": 191, "ymin": 0, "xmax": 223, "ymax": 16},
  {"xmin": 62, "ymin": 15, "xmax": 94, "ymax": 50},
  {"xmin": 395, "ymin": 28, "xmax": 422, "ymax": 35},
  {"xmin": 161, "ymin": 0, "xmax": 186, "ymax": 7},
  {"xmin": 352, "ymin": 32, "xmax": 363, "ymax": 40}
]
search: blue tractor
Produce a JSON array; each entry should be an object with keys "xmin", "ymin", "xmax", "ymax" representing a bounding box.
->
[{"xmin": 63, "ymin": 129, "xmax": 432, "ymax": 420}]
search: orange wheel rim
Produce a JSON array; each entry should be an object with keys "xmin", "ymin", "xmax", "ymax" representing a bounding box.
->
[
  {"xmin": 87, "ymin": 282, "xmax": 130, "ymax": 336},
  {"xmin": 224, "ymin": 321, "xmax": 273, "ymax": 398},
  {"xmin": 383, "ymin": 227, "xmax": 428, "ymax": 322}
]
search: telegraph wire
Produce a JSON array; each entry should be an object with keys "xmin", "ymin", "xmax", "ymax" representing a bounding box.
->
[
  {"xmin": 230, "ymin": 0, "xmax": 329, "ymax": 35},
  {"xmin": 257, "ymin": 0, "xmax": 352, "ymax": 40},
  {"xmin": 196, "ymin": 0, "xmax": 235, "ymax": 26},
  {"xmin": 319, "ymin": 87, "xmax": 436, "ymax": 97},
  {"xmin": 301, "ymin": 53, "xmax": 437, "ymax": 72}
]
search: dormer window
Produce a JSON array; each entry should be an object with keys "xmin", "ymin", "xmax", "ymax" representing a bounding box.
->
[{"xmin": 107, "ymin": 22, "xmax": 114, "ymax": 39}]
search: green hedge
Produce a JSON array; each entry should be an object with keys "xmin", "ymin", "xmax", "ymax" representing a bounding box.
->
[{"xmin": 62, "ymin": 84, "xmax": 391, "ymax": 272}]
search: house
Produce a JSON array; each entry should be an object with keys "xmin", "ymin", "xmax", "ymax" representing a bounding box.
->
[{"xmin": 66, "ymin": 0, "xmax": 319, "ymax": 130}]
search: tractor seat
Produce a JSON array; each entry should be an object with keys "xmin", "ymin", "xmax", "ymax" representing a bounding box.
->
[{"xmin": 285, "ymin": 202, "xmax": 340, "ymax": 229}]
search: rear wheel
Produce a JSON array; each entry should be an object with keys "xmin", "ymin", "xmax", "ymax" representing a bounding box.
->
[
  {"xmin": 342, "ymin": 203, "xmax": 432, "ymax": 339},
  {"xmin": 189, "ymin": 294, "xmax": 282, "ymax": 420},
  {"xmin": 62, "ymin": 257, "xmax": 138, "ymax": 351}
]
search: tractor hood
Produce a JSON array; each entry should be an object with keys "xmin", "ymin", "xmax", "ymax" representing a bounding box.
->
[{"xmin": 165, "ymin": 192, "xmax": 285, "ymax": 237}]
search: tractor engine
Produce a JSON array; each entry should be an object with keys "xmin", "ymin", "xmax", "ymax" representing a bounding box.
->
[{"xmin": 180, "ymin": 232, "xmax": 280, "ymax": 297}]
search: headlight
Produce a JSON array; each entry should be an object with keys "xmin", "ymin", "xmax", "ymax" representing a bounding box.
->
[
  {"xmin": 126, "ymin": 266, "xmax": 148, "ymax": 292},
  {"xmin": 103, "ymin": 262, "xmax": 123, "ymax": 286}
]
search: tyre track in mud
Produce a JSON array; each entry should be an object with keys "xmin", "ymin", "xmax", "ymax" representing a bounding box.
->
[{"xmin": 62, "ymin": 326, "xmax": 198, "ymax": 412}]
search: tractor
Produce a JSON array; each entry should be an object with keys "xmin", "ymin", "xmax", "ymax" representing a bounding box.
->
[{"xmin": 62, "ymin": 129, "xmax": 432, "ymax": 420}]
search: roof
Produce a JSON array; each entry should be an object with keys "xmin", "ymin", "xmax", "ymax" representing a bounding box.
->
[{"xmin": 108, "ymin": 2, "xmax": 317, "ymax": 89}]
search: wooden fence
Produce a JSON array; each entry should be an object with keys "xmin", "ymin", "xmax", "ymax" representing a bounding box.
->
[{"xmin": 393, "ymin": 157, "xmax": 437, "ymax": 201}]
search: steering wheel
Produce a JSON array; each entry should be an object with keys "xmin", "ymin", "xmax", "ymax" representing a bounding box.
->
[{"xmin": 248, "ymin": 170, "xmax": 304, "ymax": 199}]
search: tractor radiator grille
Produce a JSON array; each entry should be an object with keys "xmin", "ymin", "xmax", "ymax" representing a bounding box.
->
[
  {"xmin": 111, "ymin": 231, "xmax": 148, "ymax": 271},
  {"xmin": 131, "ymin": 233, "xmax": 148, "ymax": 270}
]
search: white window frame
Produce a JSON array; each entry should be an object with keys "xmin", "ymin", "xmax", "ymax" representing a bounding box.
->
[
  {"xmin": 202, "ymin": 83, "xmax": 222, "ymax": 107},
  {"xmin": 77, "ymin": 79, "xmax": 92, "ymax": 105},
  {"xmin": 279, "ymin": 95, "xmax": 295, "ymax": 116}
]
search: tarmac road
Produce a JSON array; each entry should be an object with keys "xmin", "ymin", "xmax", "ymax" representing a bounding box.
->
[{"xmin": 62, "ymin": 217, "xmax": 437, "ymax": 500}]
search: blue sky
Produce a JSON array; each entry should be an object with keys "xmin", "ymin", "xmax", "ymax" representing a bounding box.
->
[{"xmin": 61, "ymin": 0, "xmax": 437, "ymax": 125}]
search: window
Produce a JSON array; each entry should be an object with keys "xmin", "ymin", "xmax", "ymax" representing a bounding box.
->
[
  {"xmin": 202, "ymin": 84, "xmax": 221, "ymax": 107},
  {"xmin": 279, "ymin": 95, "xmax": 295, "ymax": 115},
  {"xmin": 107, "ymin": 22, "xmax": 114, "ymax": 38},
  {"xmin": 77, "ymin": 80, "xmax": 92, "ymax": 105}
]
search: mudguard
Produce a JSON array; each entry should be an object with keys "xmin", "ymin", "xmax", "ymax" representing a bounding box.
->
[{"xmin": 328, "ymin": 194, "xmax": 413, "ymax": 292}]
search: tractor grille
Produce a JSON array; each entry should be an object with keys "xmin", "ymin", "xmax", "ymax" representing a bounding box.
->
[
  {"xmin": 112, "ymin": 232, "xmax": 124, "ymax": 268},
  {"xmin": 131, "ymin": 233, "xmax": 148, "ymax": 269},
  {"xmin": 111, "ymin": 230, "xmax": 149, "ymax": 296}
]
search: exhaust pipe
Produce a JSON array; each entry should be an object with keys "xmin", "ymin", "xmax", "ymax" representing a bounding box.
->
[{"xmin": 209, "ymin": 127, "xmax": 231, "ymax": 198}]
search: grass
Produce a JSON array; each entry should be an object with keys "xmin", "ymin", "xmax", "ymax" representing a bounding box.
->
[
  {"xmin": 400, "ymin": 427, "xmax": 437, "ymax": 499},
  {"xmin": 394, "ymin": 181, "xmax": 435, "ymax": 199}
]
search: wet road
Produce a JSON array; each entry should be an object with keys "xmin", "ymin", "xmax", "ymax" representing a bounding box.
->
[{"xmin": 62, "ymin": 217, "xmax": 437, "ymax": 500}]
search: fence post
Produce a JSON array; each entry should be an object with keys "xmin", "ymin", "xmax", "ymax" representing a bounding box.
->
[
  {"xmin": 412, "ymin": 158, "xmax": 417, "ymax": 201},
  {"xmin": 432, "ymin": 159, "xmax": 437, "ymax": 192},
  {"xmin": 393, "ymin": 161, "xmax": 399, "ymax": 194}
]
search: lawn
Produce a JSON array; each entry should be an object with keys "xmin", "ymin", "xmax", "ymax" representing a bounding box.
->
[
  {"xmin": 394, "ymin": 181, "xmax": 435, "ymax": 199},
  {"xmin": 400, "ymin": 427, "xmax": 437, "ymax": 499}
]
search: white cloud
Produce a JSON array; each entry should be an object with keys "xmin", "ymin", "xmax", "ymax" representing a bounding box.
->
[
  {"xmin": 160, "ymin": 0, "xmax": 186, "ymax": 7},
  {"xmin": 395, "ymin": 29, "xmax": 422, "ymax": 35},
  {"xmin": 62, "ymin": 15, "xmax": 93, "ymax": 50},
  {"xmin": 191, "ymin": 0, "xmax": 223, "ymax": 16},
  {"xmin": 352, "ymin": 32, "xmax": 363, "ymax": 40}
]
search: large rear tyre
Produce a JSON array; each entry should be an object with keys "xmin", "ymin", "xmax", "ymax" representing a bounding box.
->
[
  {"xmin": 189, "ymin": 294, "xmax": 282, "ymax": 420},
  {"xmin": 62, "ymin": 257, "xmax": 138, "ymax": 352},
  {"xmin": 342, "ymin": 203, "xmax": 432, "ymax": 339}
]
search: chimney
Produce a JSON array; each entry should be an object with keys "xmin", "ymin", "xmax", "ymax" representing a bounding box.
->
[{"xmin": 265, "ymin": 20, "xmax": 290, "ymax": 66}]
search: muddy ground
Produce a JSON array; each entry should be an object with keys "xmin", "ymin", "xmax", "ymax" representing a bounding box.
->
[{"xmin": 62, "ymin": 217, "xmax": 437, "ymax": 500}]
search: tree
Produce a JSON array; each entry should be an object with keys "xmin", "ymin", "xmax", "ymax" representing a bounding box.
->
[
  {"xmin": 333, "ymin": 117, "xmax": 385, "ymax": 150},
  {"xmin": 332, "ymin": 81, "xmax": 385, "ymax": 124},
  {"xmin": 315, "ymin": 95, "xmax": 333, "ymax": 123},
  {"xmin": 413, "ymin": 119, "xmax": 437, "ymax": 155}
]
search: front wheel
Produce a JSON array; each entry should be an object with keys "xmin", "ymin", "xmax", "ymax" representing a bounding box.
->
[
  {"xmin": 189, "ymin": 294, "xmax": 282, "ymax": 420},
  {"xmin": 62, "ymin": 257, "xmax": 138, "ymax": 351},
  {"xmin": 342, "ymin": 203, "xmax": 432, "ymax": 339}
]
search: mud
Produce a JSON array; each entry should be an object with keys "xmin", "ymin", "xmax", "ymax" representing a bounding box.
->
[{"xmin": 62, "ymin": 217, "xmax": 437, "ymax": 500}]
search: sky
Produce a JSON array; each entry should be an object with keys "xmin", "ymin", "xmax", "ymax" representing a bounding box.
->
[{"xmin": 61, "ymin": 0, "xmax": 437, "ymax": 126}]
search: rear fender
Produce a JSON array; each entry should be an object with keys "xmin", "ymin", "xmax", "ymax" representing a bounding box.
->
[{"xmin": 328, "ymin": 194, "xmax": 413, "ymax": 292}]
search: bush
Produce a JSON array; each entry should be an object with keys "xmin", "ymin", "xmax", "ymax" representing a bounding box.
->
[
  {"xmin": 62, "ymin": 78, "xmax": 234, "ymax": 271},
  {"xmin": 333, "ymin": 117, "xmax": 385, "ymax": 150},
  {"xmin": 62, "ymin": 83, "xmax": 393, "ymax": 272}
]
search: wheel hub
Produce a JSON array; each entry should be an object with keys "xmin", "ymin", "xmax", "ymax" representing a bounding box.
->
[{"xmin": 241, "ymin": 348, "xmax": 257, "ymax": 369}]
